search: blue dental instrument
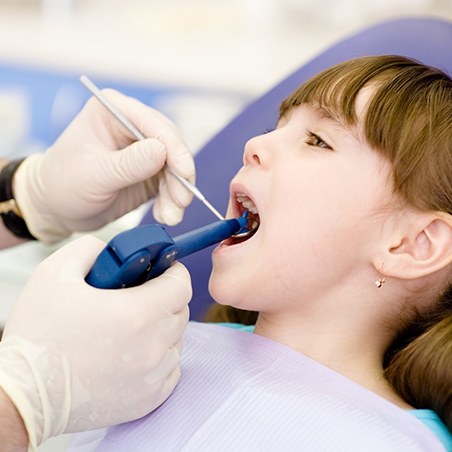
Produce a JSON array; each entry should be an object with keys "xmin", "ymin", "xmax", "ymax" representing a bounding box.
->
[
  {"xmin": 86, "ymin": 211, "xmax": 248, "ymax": 289},
  {"xmin": 79, "ymin": 75, "xmax": 225, "ymax": 221}
]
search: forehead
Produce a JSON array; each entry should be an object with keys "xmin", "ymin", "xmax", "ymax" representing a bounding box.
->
[
  {"xmin": 277, "ymin": 104, "xmax": 348, "ymax": 131},
  {"xmin": 278, "ymin": 86, "xmax": 374, "ymax": 134}
]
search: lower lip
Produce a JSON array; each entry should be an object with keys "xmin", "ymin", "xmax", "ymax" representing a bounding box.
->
[
  {"xmin": 213, "ymin": 240, "xmax": 235, "ymax": 254},
  {"xmin": 212, "ymin": 231, "xmax": 256, "ymax": 256},
  {"xmin": 211, "ymin": 243, "xmax": 234, "ymax": 260}
]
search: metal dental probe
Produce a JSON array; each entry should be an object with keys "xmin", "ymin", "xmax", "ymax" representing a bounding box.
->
[{"xmin": 79, "ymin": 75, "xmax": 225, "ymax": 221}]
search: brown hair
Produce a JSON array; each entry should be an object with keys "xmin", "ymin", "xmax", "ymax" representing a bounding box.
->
[
  {"xmin": 279, "ymin": 55, "xmax": 451, "ymax": 215},
  {"xmin": 385, "ymin": 290, "xmax": 452, "ymax": 431},
  {"xmin": 206, "ymin": 56, "xmax": 452, "ymax": 430}
]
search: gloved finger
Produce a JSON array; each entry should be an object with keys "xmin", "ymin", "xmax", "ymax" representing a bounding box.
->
[
  {"xmin": 102, "ymin": 90, "xmax": 195, "ymax": 180},
  {"xmin": 141, "ymin": 262, "xmax": 192, "ymax": 315},
  {"xmin": 111, "ymin": 262, "xmax": 191, "ymax": 330},
  {"xmin": 153, "ymin": 177, "xmax": 193, "ymax": 226},
  {"xmin": 152, "ymin": 197, "xmax": 184, "ymax": 226},
  {"xmin": 174, "ymin": 337, "xmax": 184, "ymax": 355},
  {"xmin": 92, "ymin": 89, "xmax": 146, "ymax": 143},
  {"xmin": 164, "ymin": 169, "xmax": 194, "ymax": 208},
  {"xmin": 138, "ymin": 111, "xmax": 195, "ymax": 181},
  {"xmin": 99, "ymin": 139, "xmax": 167, "ymax": 191},
  {"xmin": 36, "ymin": 235, "xmax": 107, "ymax": 280},
  {"xmin": 149, "ymin": 364, "xmax": 181, "ymax": 412},
  {"xmin": 159, "ymin": 305, "xmax": 190, "ymax": 346},
  {"xmin": 143, "ymin": 343, "xmax": 181, "ymax": 387},
  {"xmin": 152, "ymin": 178, "xmax": 185, "ymax": 226}
]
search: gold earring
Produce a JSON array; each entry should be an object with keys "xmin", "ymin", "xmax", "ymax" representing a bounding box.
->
[{"xmin": 374, "ymin": 265, "xmax": 386, "ymax": 288}]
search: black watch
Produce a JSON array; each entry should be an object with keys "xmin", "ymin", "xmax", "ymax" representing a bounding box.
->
[{"xmin": 0, "ymin": 159, "xmax": 37, "ymax": 240}]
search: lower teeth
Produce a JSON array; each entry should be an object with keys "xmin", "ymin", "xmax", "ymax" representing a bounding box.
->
[
  {"xmin": 232, "ymin": 220, "xmax": 259, "ymax": 240},
  {"xmin": 248, "ymin": 218, "xmax": 259, "ymax": 231}
]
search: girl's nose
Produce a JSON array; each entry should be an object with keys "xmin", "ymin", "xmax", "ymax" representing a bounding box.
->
[{"xmin": 242, "ymin": 134, "xmax": 271, "ymax": 167}]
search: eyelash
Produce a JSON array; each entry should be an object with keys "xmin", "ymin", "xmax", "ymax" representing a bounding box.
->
[{"xmin": 305, "ymin": 130, "xmax": 333, "ymax": 150}]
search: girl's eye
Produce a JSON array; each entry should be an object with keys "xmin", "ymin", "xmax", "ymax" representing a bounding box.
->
[{"xmin": 305, "ymin": 130, "xmax": 333, "ymax": 150}]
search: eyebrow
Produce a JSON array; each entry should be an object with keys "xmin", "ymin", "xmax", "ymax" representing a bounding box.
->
[
  {"xmin": 312, "ymin": 106, "xmax": 347, "ymax": 130},
  {"xmin": 311, "ymin": 104, "xmax": 364, "ymax": 145}
]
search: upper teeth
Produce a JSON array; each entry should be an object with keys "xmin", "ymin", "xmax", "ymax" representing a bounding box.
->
[{"xmin": 236, "ymin": 193, "xmax": 258, "ymax": 214}]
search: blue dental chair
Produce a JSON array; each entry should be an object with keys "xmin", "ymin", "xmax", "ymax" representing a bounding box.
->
[{"xmin": 140, "ymin": 16, "xmax": 452, "ymax": 321}]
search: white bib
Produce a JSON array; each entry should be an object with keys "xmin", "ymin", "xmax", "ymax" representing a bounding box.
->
[{"xmin": 74, "ymin": 322, "xmax": 445, "ymax": 451}]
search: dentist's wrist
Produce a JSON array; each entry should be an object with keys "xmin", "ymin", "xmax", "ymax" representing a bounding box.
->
[
  {"xmin": 13, "ymin": 154, "xmax": 72, "ymax": 244},
  {"xmin": 0, "ymin": 159, "xmax": 36, "ymax": 241},
  {"xmin": 0, "ymin": 386, "xmax": 29, "ymax": 451}
]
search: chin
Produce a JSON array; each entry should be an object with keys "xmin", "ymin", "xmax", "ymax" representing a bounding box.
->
[
  {"xmin": 208, "ymin": 270, "xmax": 244, "ymax": 308},
  {"xmin": 210, "ymin": 276, "xmax": 262, "ymax": 316},
  {"xmin": 208, "ymin": 271, "xmax": 229, "ymax": 305}
]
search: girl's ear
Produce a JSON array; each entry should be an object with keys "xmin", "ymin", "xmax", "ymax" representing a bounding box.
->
[{"xmin": 374, "ymin": 212, "xmax": 452, "ymax": 280}]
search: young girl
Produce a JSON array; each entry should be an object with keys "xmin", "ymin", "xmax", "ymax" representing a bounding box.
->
[{"xmin": 72, "ymin": 55, "xmax": 451, "ymax": 451}]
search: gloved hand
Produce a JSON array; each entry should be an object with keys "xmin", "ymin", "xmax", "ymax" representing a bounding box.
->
[
  {"xmin": 0, "ymin": 235, "xmax": 191, "ymax": 450},
  {"xmin": 14, "ymin": 89, "xmax": 195, "ymax": 243}
]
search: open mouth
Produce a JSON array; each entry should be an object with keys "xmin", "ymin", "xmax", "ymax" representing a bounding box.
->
[{"xmin": 224, "ymin": 192, "xmax": 260, "ymax": 246}]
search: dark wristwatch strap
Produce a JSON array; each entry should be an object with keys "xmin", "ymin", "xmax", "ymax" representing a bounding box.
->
[{"xmin": 0, "ymin": 159, "xmax": 37, "ymax": 240}]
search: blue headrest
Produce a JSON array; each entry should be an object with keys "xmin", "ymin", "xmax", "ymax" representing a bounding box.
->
[{"xmin": 141, "ymin": 17, "xmax": 452, "ymax": 320}]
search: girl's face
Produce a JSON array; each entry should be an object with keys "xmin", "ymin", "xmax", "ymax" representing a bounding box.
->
[{"xmin": 209, "ymin": 90, "xmax": 396, "ymax": 314}]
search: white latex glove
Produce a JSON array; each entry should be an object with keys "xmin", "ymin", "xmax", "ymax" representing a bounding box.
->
[
  {"xmin": 14, "ymin": 89, "xmax": 195, "ymax": 243},
  {"xmin": 0, "ymin": 235, "xmax": 191, "ymax": 450}
]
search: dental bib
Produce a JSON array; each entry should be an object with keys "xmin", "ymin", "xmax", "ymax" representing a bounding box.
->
[{"xmin": 91, "ymin": 322, "xmax": 443, "ymax": 451}]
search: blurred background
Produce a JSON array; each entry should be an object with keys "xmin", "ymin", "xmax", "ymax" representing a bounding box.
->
[{"xmin": 0, "ymin": 1, "xmax": 450, "ymax": 449}]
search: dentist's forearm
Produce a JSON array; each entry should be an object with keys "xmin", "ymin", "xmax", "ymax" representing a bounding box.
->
[
  {"xmin": 0, "ymin": 387, "xmax": 28, "ymax": 451},
  {"xmin": 0, "ymin": 215, "xmax": 26, "ymax": 250}
]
